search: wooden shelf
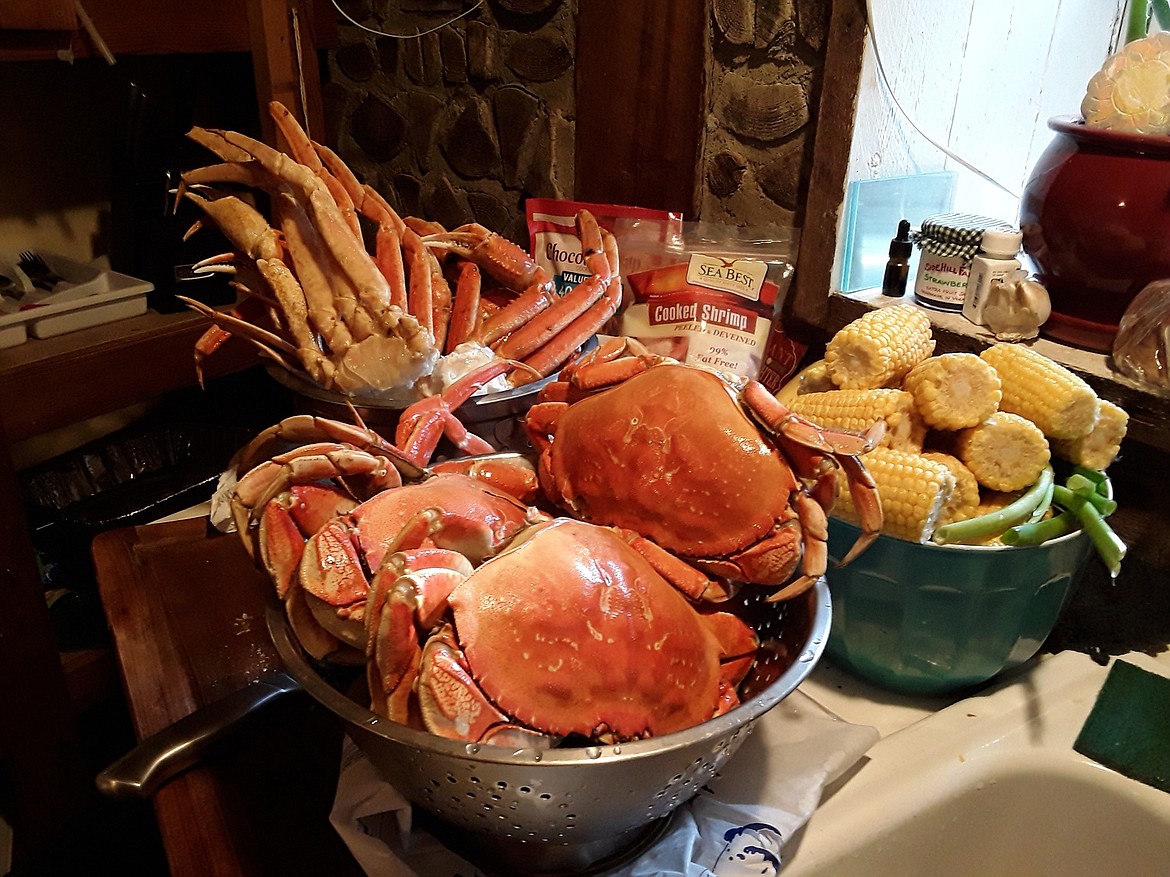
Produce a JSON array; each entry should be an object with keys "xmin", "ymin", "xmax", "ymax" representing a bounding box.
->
[
  {"xmin": 0, "ymin": 308, "xmax": 256, "ymax": 444},
  {"xmin": 0, "ymin": 0, "xmax": 337, "ymax": 62}
]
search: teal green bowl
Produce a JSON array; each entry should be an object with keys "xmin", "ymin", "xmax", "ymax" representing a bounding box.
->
[{"xmin": 824, "ymin": 518, "xmax": 1094, "ymax": 696}]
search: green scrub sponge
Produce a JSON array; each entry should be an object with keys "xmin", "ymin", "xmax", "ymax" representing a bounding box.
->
[{"xmin": 1073, "ymin": 659, "xmax": 1170, "ymax": 794}]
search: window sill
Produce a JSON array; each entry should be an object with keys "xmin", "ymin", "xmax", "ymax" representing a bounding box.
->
[{"xmin": 824, "ymin": 289, "xmax": 1170, "ymax": 454}]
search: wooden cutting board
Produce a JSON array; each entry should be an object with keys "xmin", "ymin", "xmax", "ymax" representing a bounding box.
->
[{"xmin": 93, "ymin": 516, "xmax": 363, "ymax": 877}]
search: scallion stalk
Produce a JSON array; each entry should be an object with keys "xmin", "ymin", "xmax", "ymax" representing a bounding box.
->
[
  {"xmin": 1053, "ymin": 484, "xmax": 1117, "ymax": 517},
  {"xmin": 933, "ymin": 466, "xmax": 1055, "ymax": 546},
  {"xmin": 1002, "ymin": 510, "xmax": 1079, "ymax": 546},
  {"xmin": 1069, "ymin": 499, "xmax": 1127, "ymax": 578}
]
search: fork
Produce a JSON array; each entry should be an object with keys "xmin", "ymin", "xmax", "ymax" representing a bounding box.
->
[{"xmin": 18, "ymin": 251, "xmax": 64, "ymax": 291}]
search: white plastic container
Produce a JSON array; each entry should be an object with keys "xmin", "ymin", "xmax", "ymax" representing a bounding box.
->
[
  {"xmin": 963, "ymin": 229, "xmax": 1024, "ymax": 325},
  {"xmin": 0, "ymin": 253, "xmax": 152, "ymax": 349}
]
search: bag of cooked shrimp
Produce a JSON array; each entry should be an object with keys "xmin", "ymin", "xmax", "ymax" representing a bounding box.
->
[{"xmin": 618, "ymin": 222, "xmax": 806, "ymax": 390}]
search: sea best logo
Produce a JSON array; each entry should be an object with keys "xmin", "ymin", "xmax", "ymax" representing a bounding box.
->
[{"xmin": 685, "ymin": 254, "xmax": 767, "ymax": 301}]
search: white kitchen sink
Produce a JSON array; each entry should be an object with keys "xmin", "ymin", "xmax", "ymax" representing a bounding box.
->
[{"xmin": 785, "ymin": 651, "xmax": 1170, "ymax": 876}]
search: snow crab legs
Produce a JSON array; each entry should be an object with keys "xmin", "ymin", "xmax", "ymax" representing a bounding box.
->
[{"xmin": 178, "ymin": 101, "xmax": 616, "ymax": 399}]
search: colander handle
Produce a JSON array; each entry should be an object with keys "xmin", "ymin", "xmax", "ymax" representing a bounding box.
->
[{"xmin": 95, "ymin": 672, "xmax": 303, "ymax": 799}]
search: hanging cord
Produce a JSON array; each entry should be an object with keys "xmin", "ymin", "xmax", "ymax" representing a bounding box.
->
[
  {"xmin": 330, "ymin": 0, "xmax": 484, "ymax": 38},
  {"xmin": 864, "ymin": 0, "xmax": 1021, "ymax": 201},
  {"xmin": 291, "ymin": 5, "xmax": 312, "ymax": 140}
]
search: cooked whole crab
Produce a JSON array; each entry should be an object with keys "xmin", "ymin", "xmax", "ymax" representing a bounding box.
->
[
  {"xmin": 226, "ymin": 397, "xmax": 758, "ymax": 744},
  {"xmin": 366, "ymin": 517, "xmax": 759, "ymax": 747},
  {"xmin": 223, "ymin": 366, "xmax": 544, "ymax": 661},
  {"xmin": 177, "ymin": 101, "xmax": 621, "ymax": 400},
  {"xmin": 525, "ymin": 337, "xmax": 885, "ymax": 601}
]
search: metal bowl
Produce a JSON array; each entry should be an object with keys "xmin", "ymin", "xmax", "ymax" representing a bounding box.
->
[
  {"xmin": 265, "ymin": 337, "xmax": 598, "ymax": 456},
  {"xmin": 269, "ymin": 578, "xmax": 831, "ymax": 875}
]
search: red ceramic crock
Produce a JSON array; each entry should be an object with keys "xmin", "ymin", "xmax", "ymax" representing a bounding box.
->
[{"xmin": 1019, "ymin": 115, "xmax": 1170, "ymax": 352}]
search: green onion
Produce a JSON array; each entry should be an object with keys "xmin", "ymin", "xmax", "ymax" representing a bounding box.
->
[
  {"xmin": 1065, "ymin": 473, "xmax": 1099, "ymax": 495},
  {"xmin": 933, "ymin": 466, "xmax": 1055, "ymax": 546},
  {"xmin": 1071, "ymin": 466, "xmax": 1108, "ymax": 489},
  {"xmin": 1070, "ymin": 499, "xmax": 1127, "ymax": 578},
  {"xmin": 1002, "ymin": 510, "xmax": 1079, "ymax": 546},
  {"xmin": 1027, "ymin": 474, "xmax": 1056, "ymax": 524},
  {"xmin": 1053, "ymin": 484, "xmax": 1117, "ymax": 517}
]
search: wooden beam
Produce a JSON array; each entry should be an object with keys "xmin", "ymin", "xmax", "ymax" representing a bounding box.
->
[
  {"xmin": 784, "ymin": 0, "xmax": 868, "ymax": 342},
  {"xmin": 246, "ymin": 0, "xmax": 328, "ymax": 146},
  {"xmin": 575, "ymin": 0, "xmax": 706, "ymax": 215}
]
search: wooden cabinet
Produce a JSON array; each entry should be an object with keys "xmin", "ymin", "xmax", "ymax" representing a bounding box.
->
[
  {"xmin": 0, "ymin": 3, "xmax": 335, "ymax": 864},
  {"xmin": 0, "ymin": 0, "xmax": 334, "ymax": 140},
  {"xmin": 0, "ymin": 311, "xmax": 258, "ymax": 862},
  {"xmin": 0, "ymin": 0, "xmax": 74, "ymax": 30}
]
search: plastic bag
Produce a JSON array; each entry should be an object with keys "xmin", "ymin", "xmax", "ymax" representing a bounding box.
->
[
  {"xmin": 525, "ymin": 198, "xmax": 683, "ymax": 296},
  {"xmin": 1112, "ymin": 279, "xmax": 1170, "ymax": 395},
  {"xmin": 618, "ymin": 222, "xmax": 805, "ymax": 389}
]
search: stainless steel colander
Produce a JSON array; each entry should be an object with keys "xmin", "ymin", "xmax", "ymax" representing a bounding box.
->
[{"xmin": 269, "ymin": 578, "xmax": 831, "ymax": 875}]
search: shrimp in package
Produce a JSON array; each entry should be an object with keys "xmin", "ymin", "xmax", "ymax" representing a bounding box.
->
[{"xmin": 620, "ymin": 223, "xmax": 805, "ymax": 390}]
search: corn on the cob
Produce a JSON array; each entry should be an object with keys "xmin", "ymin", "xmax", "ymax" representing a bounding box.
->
[
  {"xmin": 834, "ymin": 446, "xmax": 955, "ymax": 543},
  {"xmin": 980, "ymin": 343, "xmax": 1100, "ymax": 439},
  {"xmin": 954, "ymin": 411, "xmax": 1051, "ymax": 492},
  {"xmin": 790, "ymin": 388, "xmax": 926, "ymax": 452},
  {"xmin": 1050, "ymin": 398, "xmax": 1129, "ymax": 470},
  {"xmin": 797, "ymin": 359, "xmax": 835, "ymax": 395},
  {"xmin": 922, "ymin": 451, "xmax": 981, "ymax": 525},
  {"xmin": 902, "ymin": 352, "xmax": 1002, "ymax": 430},
  {"xmin": 825, "ymin": 305, "xmax": 935, "ymax": 390},
  {"xmin": 774, "ymin": 359, "xmax": 833, "ymax": 407}
]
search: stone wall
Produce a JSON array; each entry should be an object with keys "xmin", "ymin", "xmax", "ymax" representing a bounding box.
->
[
  {"xmin": 700, "ymin": 0, "xmax": 831, "ymax": 229},
  {"xmin": 324, "ymin": 0, "xmax": 577, "ymax": 244},
  {"xmin": 322, "ymin": 0, "xmax": 829, "ymax": 239}
]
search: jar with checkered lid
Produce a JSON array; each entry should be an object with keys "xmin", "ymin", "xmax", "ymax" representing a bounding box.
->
[{"xmin": 913, "ymin": 213, "xmax": 1014, "ymax": 312}]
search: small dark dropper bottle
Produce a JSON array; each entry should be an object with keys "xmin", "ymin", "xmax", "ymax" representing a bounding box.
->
[{"xmin": 882, "ymin": 219, "xmax": 913, "ymax": 297}]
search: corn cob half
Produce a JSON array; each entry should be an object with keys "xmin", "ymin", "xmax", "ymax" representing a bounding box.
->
[
  {"xmin": 1050, "ymin": 398, "xmax": 1129, "ymax": 470},
  {"xmin": 790, "ymin": 388, "xmax": 926, "ymax": 452},
  {"xmin": 954, "ymin": 411, "xmax": 1051, "ymax": 492},
  {"xmin": 797, "ymin": 359, "xmax": 836, "ymax": 395},
  {"xmin": 834, "ymin": 446, "xmax": 955, "ymax": 543},
  {"xmin": 922, "ymin": 451, "xmax": 981, "ymax": 526},
  {"xmin": 902, "ymin": 352, "xmax": 1002, "ymax": 430},
  {"xmin": 825, "ymin": 305, "xmax": 935, "ymax": 390},
  {"xmin": 980, "ymin": 342, "xmax": 1100, "ymax": 440}
]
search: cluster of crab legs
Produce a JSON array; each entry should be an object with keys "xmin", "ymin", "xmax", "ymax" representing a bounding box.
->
[
  {"xmin": 226, "ymin": 337, "xmax": 885, "ymax": 748},
  {"xmin": 177, "ymin": 101, "xmax": 620, "ymax": 398}
]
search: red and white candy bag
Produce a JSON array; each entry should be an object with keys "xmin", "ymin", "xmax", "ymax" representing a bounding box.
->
[{"xmin": 525, "ymin": 198, "xmax": 683, "ymax": 297}]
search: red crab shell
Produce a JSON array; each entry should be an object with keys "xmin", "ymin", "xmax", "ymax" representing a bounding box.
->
[
  {"xmin": 446, "ymin": 519, "xmax": 726, "ymax": 740},
  {"xmin": 531, "ymin": 364, "xmax": 805, "ymax": 582},
  {"xmin": 261, "ymin": 471, "xmax": 543, "ymax": 659}
]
